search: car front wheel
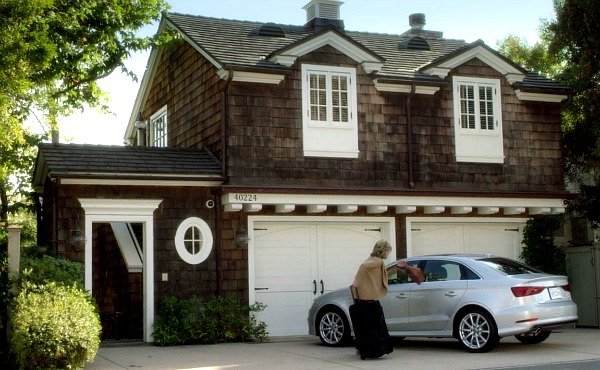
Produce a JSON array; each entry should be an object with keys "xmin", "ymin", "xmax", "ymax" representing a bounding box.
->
[
  {"xmin": 515, "ymin": 330, "xmax": 551, "ymax": 344},
  {"xmin": 317, "ymin": 307, "xmax": 352, "ymax": 347},
  {"xmin": 456, "ymin": 309, "xmax": 499, "ymax": 353}
]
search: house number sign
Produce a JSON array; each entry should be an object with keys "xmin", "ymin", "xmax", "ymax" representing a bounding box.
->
[{"xmin": 232, "ymin": 194, "xmax": 258, "ymax": 202}]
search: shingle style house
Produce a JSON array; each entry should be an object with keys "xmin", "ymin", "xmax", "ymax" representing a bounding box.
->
[{"xmin": 32, "ymin": 0, "xmax": 572, "ymax": 342}]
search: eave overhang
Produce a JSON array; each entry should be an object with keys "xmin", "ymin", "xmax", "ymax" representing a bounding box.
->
[{"xmin": 218, "ymin": 185, "xmax": 572, "ymax": 215}]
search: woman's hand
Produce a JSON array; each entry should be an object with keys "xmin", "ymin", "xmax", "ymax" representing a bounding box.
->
[{"xmin": 396, "ymin": 261, "xmax": 408, "ymax": 269}]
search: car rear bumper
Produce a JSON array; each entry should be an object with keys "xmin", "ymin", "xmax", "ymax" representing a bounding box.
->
[{"xmin": 494, "ymin": 301, "xmax": 578, "ymax": 337}]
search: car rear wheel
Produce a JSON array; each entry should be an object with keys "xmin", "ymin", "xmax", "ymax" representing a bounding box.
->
[
  {"xmin": 515, "ymin": 330, "xmax": 551, "ymax": 344},
  {"xmin": 457, "ymin": 309, "xmax": 499, "ymax": 353},
  {"xmin": 317, "ymin": 307, "xmax": 352, "ymax": 347}
]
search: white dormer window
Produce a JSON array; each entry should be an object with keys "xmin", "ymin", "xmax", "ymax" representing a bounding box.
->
[
  {"xmin": 301, "ymin": 64, "xmax": 358, "ymax": 158},
  {"xmin": 452, "ymin": 76, "xmax": 504, "ymax": 163},
  {"xmin": 149, "ymin": 105, "xmax": 168, "ymax": 147}
]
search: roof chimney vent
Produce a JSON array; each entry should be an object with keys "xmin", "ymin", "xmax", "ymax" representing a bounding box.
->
[
  {"xmin": 409, "ymin": 13, "xmax": 426, "ymax": 30},
  {"xmin": 303, "ymin": 0, "xmax": 344, "ymax": 32}
]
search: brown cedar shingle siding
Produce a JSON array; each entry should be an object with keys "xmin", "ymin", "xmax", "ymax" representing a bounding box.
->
[
  {"xmin": 43, "ymin": 184, "xmax": 244, "ymax": 307},
  {"xmin": 201, "ymin": 47, "xmax": 562, "ymax": 192}
]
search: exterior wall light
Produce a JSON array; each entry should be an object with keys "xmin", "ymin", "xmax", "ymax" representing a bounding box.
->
[
  {"xmin": 70, "ymin": 215, "xmax": 86, "ymax": 248},
  {"xmin": 234, "ymin": 216, "xmax": 249, "ymax": 247}
]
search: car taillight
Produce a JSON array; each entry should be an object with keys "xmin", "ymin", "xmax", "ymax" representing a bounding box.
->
[
  {"xmin": 511, "ymin": 286, "xmax": 545, "ymax": 297},
  {"xmin": 562, "ymin": 284, "xmax": 571, "ymax": 292}
]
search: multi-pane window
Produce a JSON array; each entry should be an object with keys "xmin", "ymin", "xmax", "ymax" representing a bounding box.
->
[
  {"xmin": 458, "ymin": 82, "xmax": 497, "ymax": 131},
  {"xmin": 184, "ymin": 225, "xmax": 202, "ymax": 255},
  {"xmin": 174, "ymin": 217, "xmax": 213, "ymax": 265},
  {"xmin": 306, "ymin": 67, "xmax": 352, "ymax": 125},
  {"xmin": 150, "ymin": 106, "xmax": 168, "ymax": 147},
  {"xmin": 301, "ymin": 64, "xmax": 358, "ymax": 158},
  {"xmin": 452, "ymin": 76, "xmax": 504, "ymax": 163}
]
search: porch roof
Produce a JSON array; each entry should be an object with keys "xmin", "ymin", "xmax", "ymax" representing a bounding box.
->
[{"xmin": 32, "ymin": 143, "xmax": 223, "ymax": 190}]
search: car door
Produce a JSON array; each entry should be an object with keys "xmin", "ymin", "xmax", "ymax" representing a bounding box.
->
[
  {"xmin": 380, "ymin": 260, "xmax": 420, "ymax": 331},
  {"xmin": 409, "ymin": 259, "xmax": 468, "ymax": 331}
]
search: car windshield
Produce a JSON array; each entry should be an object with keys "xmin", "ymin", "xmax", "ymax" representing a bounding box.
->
[{"xmin": 479, "ymin": 257, "xmax": 542, "ymax": 275}]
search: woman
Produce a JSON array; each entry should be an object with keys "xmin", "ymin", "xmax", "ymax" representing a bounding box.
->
[{"xmin": 350, "ymin": 240, "xmax": 422, "ymax": 359}]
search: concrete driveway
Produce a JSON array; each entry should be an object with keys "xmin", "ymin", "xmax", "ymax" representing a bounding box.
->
[{"xmin": 85, "ymin": 328, "xmax": 600, "ymax": 370}]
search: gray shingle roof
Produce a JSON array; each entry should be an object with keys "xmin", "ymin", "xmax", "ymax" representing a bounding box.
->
[
  {"xmin": 165, "ymin": 12, "xmax": 569, "ymax": 92},
  {"xmin": 33, "ymin": 143, "xmax": 222, "ymax": 185}
]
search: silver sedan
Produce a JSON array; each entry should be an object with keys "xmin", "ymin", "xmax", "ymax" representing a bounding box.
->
[{"xmin": 307, "ymin": 254, "xmax": 578, "ymax": 352}]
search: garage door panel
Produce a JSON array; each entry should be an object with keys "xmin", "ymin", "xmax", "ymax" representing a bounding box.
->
[
  {"xmin": 465, "ymin": 225, "xmax": 521, "ymax": 258},
  {"xmin": 252, "ymin": 220, "xmax": 389, "ymax": 337},
  {"xmin": 320, "ymin": 224, "xmax": 384, "ymax": 292},
  {"xmin": 254, "ymin": 291, "xmax": 313, "ymax": 336},
  {"xmin": 411, "ymin": 222, "xmax": 524, "ymax": 260},
  {"xmin": 254, "ymin": 224, "xmax": 314, "ymax": 293},
  {"xmin": 412, "ymin": 224, "xmax": 463, "ymax": 255}
]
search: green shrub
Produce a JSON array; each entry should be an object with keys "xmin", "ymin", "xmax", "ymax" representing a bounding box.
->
[
  {"xmin": 521, "ymin": 215, "xmax": 566, "ymax": 275},
  {"xmin": 18, "ymin": 255, "xmax": 84, "ymax": 290},
  {"xmin": 152, "ymin": 295, "xmax": 201, "ymax": 346},
  {"xmin": 10, "ymin": 282, "xmax": 101, "ymax": 370},
  {"xmin": 153, "ymin": 295, "xmax": 268, "ymax": 346}
]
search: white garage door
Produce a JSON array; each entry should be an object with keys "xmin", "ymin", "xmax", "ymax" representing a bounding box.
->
[
  {"xmin": 250, "ymin": 219, "xmax": 392, "ymax": 336},
  {"xmin": 410, "ymin": 221, "xmax": 526, "ymax": 259}
]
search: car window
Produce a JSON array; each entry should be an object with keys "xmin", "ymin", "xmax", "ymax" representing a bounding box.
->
[
  {"xmin": 387, "ymin": 260, "xmax": 420, "ymax": 285},
  {"xmin": 423, "ymin": 260, "xmax": 464, "ymax": 282},
  {"xmin": 479, "ymin": 257, "xmax": 541, "ymax": 275}
]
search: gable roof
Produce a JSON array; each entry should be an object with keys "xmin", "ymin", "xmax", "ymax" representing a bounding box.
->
[
  {"xmin": 125, "ymin": 11, "xmax": 571, "ymax": 141},
  {"xmin": 32, "ymin": 143, "xmax": 223, "ymax": 190},
  {"xmin": 164, "ymin": 12, "xmax": 466, "ymax": 79}
]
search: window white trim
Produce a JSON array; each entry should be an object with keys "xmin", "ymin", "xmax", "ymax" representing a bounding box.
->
[
  {"xmin": 149, "ymin": 105, "xmax": 168, "ymax": 147},
  {"xmin": 174, "ymin": 217, "xmax": 213, "ymax": 265},
  {"xmin": 301, "ymin": 64, "xmax": 359, "ymax": 158},
  {"xmin": 452, "ymin": 76, "xmax": 504, "ymax": 163}
]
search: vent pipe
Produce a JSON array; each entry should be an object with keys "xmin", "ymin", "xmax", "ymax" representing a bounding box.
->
[{"xmin": 409, "ymin": 13, "xmax": 425, "ymax": 30}]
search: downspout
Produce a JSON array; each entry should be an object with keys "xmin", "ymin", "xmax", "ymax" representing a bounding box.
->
[
  {"xmin": 214, "ymin": 192, "xmax": 222, "ymax": 295},
  {"xmin": 220, "ymin": 70, "xmax": 233, "ymax": 178},
  {"xmin": 406, "ymin": 84, "xmax": 416, "ymax": 189},
  {"xmin": 53, "ymin": 178, "xmax": 60, "ymax": 256},
  {"xmin": 216, "ymin": 70, "xmax": 233, "ymax": 295}
]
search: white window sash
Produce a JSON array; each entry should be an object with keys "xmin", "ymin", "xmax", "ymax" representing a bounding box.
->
[
  {"xmin": 150, "ymin": 105, "xmax": 168, "ymax": 147},
  {"xmin": 305, "ymin": 67, "xmax": 354, "ymax": 128},
  {"xmin": 455, "ymin": 78, "xmax": 500, "ymax": 136}
]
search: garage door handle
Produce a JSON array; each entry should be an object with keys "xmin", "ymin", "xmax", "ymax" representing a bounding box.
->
[
  {"xmin": 313, "ymin": 280, "xmax": 317, "ymax": 295},
  {"xmin": 255, "ymin": 287, "xmax": 269, "ymax": 291},
  {"xmin": 320, "ymin": 280, "xmax": 324, "ymax": 294}
]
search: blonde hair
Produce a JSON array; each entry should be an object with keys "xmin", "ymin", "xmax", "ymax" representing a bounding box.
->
[{"xmin": 370, "ymin": 240, "xmax": 391, "ymax": 258}]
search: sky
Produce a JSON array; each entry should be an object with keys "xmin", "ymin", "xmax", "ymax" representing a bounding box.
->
[{"xmin": 53, "ymin": 0, "xmax": 557, "ymax": 146}]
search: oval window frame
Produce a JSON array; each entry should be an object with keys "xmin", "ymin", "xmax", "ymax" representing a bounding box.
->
[{"xmin": 174, "ymin": 217, "xmax": 213, "ymax": 265}]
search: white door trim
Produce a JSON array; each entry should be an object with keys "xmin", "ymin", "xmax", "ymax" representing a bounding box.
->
[
  {"xmin": 248, "ymin": 216, "xmax": 396, "ymax": 304},
  {"xmin": 78, "ymin": 198, "xmax": 162, "ymax": 342},
  {"xmin": 405, "ymin": 217, "xmax": 529, "ymax": 257}
]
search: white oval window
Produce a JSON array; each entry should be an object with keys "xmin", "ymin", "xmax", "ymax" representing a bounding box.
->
[{"xmin": 174, "ymin": 217, "xmax": 213, "ymax": 264}]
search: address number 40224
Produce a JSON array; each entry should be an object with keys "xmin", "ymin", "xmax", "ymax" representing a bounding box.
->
[{"xmin": 232, "ymin": 194, "xmax": 258, "ymax": 202}]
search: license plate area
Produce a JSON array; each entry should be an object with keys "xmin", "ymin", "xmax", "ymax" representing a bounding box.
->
[{"xmin": 548, "ymin": 287, "xmax": 562, "ymax": 300}]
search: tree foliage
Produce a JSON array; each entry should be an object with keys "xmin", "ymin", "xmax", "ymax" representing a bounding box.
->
[
  {"xmin": 497, "ymin": 0, "xmax": 600, "ymax": 230},
  {"xmin": 0, "ymin": 0, "xmax": 171, "ymax": 251},
  {"xmin": 547, "ymin": 0, "xmax": 600, "ymax": 228}
]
